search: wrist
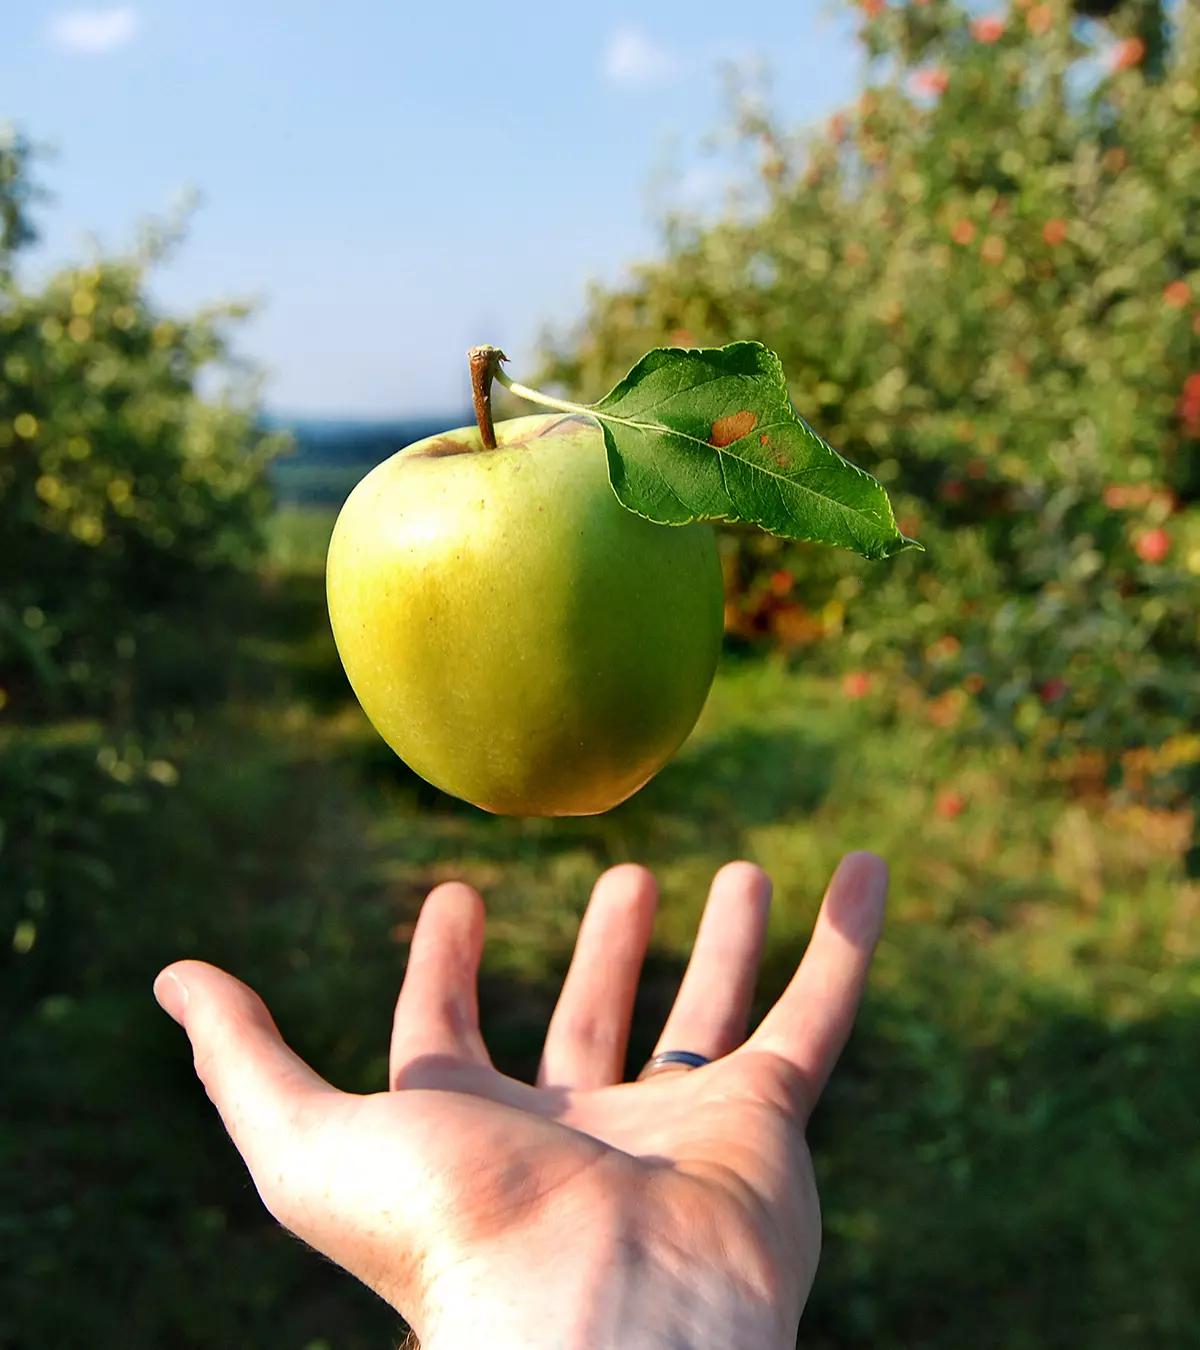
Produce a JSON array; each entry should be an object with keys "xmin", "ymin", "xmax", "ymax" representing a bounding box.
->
[
  {"xmin": 417, "ymin": 1176, "xmax": 796, "ymax": 1350},
  {"xmin": 602, "ymin": 1207, "xmax": 797, "ymax": 1350}
]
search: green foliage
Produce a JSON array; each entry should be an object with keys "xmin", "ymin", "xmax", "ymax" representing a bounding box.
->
[
  {"xmin": 5, "ymin": 640, "xmax": 1198, "ymax": 1348},
  {"xmin": 540, "ymin": 0, "xmax": 1200, "ymax": 832},
  {"xmin": 2, "ymin": 720, "xmax": 407, "ymax": 1350},
  {"xmin": 0, "ymin": 126, "xmax": 40, "ymax": 271},
  {"xmin": 0, "ymin": 140, "xmax": 298, "ymax": 1272},
  {"xmin": 0, "ymin": 145, "xmax": 293, "ymax": 1172},
  {"xmin": 0, "ymin": 145, "xmax": 285, "ymax": 722}
]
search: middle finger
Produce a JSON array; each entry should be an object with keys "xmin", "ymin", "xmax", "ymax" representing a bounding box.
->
[{"xmin": 537, "ymin": 864, "xmax": 658, "ymax": 1090}]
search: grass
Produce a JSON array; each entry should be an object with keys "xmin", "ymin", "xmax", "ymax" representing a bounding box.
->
[{"xmin": 4, "ymin": 520, "xmax": 1198, "ymax": 1349}]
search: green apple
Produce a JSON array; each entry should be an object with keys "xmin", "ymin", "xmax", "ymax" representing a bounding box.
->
[{"xmin": 326, "ymin": 412, "xmax": 723, "ymax": 816}]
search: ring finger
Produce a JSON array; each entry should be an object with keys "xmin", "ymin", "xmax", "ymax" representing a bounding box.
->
[{"xmin": 642, "ymin": 861, "xmax": 772, "ymax": 1077}]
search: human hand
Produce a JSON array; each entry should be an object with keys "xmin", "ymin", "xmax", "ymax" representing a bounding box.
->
[{"xmin": 154, "ymin": 851, "xmax": 887, "ymax": 1350}]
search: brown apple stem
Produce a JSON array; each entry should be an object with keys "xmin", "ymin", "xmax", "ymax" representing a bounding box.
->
[{"xmin": 468, "ymin": 345, "xmax": 507, "ymax": 450}]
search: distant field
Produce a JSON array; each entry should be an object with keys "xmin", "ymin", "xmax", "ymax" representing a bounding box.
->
[
  {"xmin": 265, "ymin": 503, "xmax": 338, "ymax": 574},
  {"xmin": 270, "ymin": 460, "xmax": 372, "ymax": 506},
  {"xmin": 267, "ymin": 412, "xmax": 466, "ymax": 508}
]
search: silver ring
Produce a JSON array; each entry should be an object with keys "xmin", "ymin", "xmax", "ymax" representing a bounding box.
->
[{"xmin": 637, "ymin": 1050, "xmax": 712, "ymax": 1080}]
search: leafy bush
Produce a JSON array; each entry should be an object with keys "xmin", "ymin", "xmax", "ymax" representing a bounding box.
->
[
  {"xmin": 1, "ymin": 131, "xmax": 286, "ymax": 1028},
  {"xmin": 0, "ymin": 131, "xmax": 284, "ymax": 722},
  {"xmin": 540, "ymin": 0, "xmax": 1199, "ymax": 849}
]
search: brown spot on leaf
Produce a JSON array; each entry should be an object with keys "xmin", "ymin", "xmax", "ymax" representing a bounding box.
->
[
  {"xmin": 709, "ymin": 410, "xmax": 758, "ymax": 448},
  {"xmin": 760, "ymin": 433, "xmax": 770, "ymax": 445}
]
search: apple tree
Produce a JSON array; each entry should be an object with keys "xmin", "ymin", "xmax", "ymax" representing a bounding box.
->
[
  {"xmin": 540, "ymin": 0, "xmax": 1200, "ymax": 857},
  {"xmin": 0, "ymin": 131, "xmax": 284, "ymax": 722},
  {"xmin": 1, "ymin": 130, "xmax": 283, "ymax": 1008}
]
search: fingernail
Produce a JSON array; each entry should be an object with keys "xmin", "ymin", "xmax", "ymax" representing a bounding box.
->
[{"xmin": 154, "ymin": 970, "xmax": 189, "ymax": 1025}]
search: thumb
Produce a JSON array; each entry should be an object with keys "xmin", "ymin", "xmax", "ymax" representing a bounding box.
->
[{"xmin": 154, "ymin": 960, "xmax": 338, "ymax": 1219}]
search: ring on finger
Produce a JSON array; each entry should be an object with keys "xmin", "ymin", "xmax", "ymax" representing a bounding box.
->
[{"xmin": 636, "ymin": 1049, "xmax": 712, "ymax": 1081}]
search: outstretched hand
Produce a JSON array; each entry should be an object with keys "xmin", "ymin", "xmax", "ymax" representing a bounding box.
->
[{"xmin": 154, "ymin": 852, "xmax": 888, "ymax": 1350}]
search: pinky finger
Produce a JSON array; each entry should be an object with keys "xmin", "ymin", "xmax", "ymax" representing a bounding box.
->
[{"xmin": 745, "ymin": 852, "xmax": 887, "ymax": 1120}]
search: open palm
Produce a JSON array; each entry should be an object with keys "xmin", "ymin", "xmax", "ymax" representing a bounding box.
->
[{"xmin": 155, "ymin": 852, "xmax": 888, "ymax": 1350}]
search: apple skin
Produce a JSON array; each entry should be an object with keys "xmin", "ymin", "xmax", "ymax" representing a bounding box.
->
[{"xmin": 326, "ymin": 412, "xmax": 724, "ymax": 816}]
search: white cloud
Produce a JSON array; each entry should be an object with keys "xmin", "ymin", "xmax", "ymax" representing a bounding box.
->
[
  {"xmin": 603, "ymin": 25, "xmax": 680, "ymax": 88},
  {"xmin": 48, "ymin": 7, "xmax": 138, "ymax": 55}
]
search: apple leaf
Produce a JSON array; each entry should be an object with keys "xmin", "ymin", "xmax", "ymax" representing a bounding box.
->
[{"xmin": 586, "ymin": 342, "xmax": 918, "ymax": 561}]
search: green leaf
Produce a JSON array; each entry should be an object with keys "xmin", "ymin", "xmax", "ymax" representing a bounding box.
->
[{"xmin": 587, "ymin": 342, "xmax": 919, "ymax": 561}]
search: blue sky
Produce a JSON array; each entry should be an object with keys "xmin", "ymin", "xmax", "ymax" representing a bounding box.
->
[{"xmin": 3, "ymin": 2, "xmax": 862, "ymax": 416}]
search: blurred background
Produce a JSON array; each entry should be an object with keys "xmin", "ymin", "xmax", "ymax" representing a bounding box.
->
[{"xmin": 2, "ymin": 1, "xmax": 1197, "ymax": 1347}]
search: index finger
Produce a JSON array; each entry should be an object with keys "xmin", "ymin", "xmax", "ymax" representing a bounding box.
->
[{"xmin": 744, "ymin": 851, "xmax": 888, "ymax": 1120}]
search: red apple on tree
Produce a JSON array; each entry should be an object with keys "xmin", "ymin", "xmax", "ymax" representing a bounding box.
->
[{"xmin": 1134, "ymin": 527, "xmax": 1171, "ymax": 564}]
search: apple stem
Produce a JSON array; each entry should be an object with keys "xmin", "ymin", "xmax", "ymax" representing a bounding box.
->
[
  {"xmin": 468, "ymin": 345, "xmax": 507, "ymax": 449},
  {"xmin": 470, "ymin": 346, "xmax": 598, "ymax": 439}
]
